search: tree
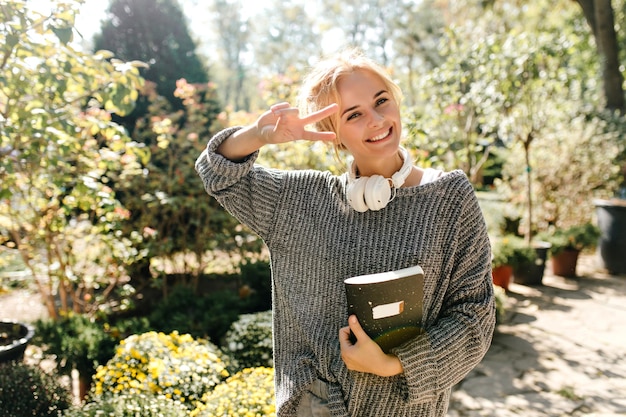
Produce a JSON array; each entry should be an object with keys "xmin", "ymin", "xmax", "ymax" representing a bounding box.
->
[
  {"xmin": 117, "ymin": 79, "xmax": 262, "ymax": 293},
  {"xmin": 319, "ymin": 0, "xmax": 422, "ymax": 66},
  {"xmin": 0, "ymin": 0, "xmax": 147, "ymax": 318},
  {"xmin": 391, "ymin": 0, "xmax": 447, "ymax": 105},
  {"xmin": 406, "ymin": 0, "xmax": 619, "ymax": 240},
  {"xmin": 209, "ymin": 0, "xmax": 253, "ymax": 111},
  {"xmin": 575, "ymin": 0, "xmax": 624, "ymax": 112},
  {"xmin": 93, "ymin": 0, "xmax": 209, "ymax": 131},
  {"xmin": 406, "ymin": 28, "xmax": 507, "ymax": 186},
  {"xmin": 251, "ymin": 0, "xmax": 322, "ymax": 75}
]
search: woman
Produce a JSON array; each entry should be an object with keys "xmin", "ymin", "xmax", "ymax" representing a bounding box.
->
[{"xmin": 195, "ymin": 49, "xmax": 495, "ymax": 417}]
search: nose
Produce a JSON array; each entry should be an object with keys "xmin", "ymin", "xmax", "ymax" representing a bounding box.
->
[{"xmin": 367, "ymin": 109, "xmax": 384, "ymax": 127}]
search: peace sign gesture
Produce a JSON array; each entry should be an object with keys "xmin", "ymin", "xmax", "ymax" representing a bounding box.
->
[
  {"xmin": 217, "ymin": 102, "xmax": 338, "ymax": 161},
  {"xmin": 257, "ymin": 102, "xmax": 338, "ymax": 145}
]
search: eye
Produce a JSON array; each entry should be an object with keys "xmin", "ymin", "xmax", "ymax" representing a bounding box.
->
[
  {"xmin": 346, "ymin": 111, "xmax": 361, "ymax": 121},
  {"xmin": 376, "ymin": 97, "xmax": 389, "ymax": 106}
]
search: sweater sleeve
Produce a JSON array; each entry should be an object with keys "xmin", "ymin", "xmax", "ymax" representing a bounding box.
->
[
  {"xmin": 392, "ymin": 177, "xmax": 496, "ymax": 405},
  {"xmin": 194, "ymin": 127, "xmax": 283, "ymax": 240}
]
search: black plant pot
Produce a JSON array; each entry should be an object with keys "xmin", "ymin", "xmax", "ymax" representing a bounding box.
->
[
  {"xmin": 513, "ymin": 242, "xmax": 551, "ymax": 286},
  {"xmin": 595, "ymin": 199, "xmax": 626, "ymax": 275},
  {"xmin": 0, "ymin": 320, "xmax": 35, "ymax": 363}
]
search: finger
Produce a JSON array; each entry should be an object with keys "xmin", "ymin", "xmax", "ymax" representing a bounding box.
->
[
  {"xmin": 270, "ymin": 102, "xmax": 291, "ymax": 112},
  {"xmin": 273, "ymin": 108, "xmax": 300, "ymax": 118},
  {"xmin": 301, "ymin": 103, "xmax": 339, "ymax": 125},
  {"xmin": 301, "ymin": 130, "xmax": 336, "ymax": 142},
  {"xmin": 338, "ymin": 326, "xmax": 352, "ymax": 347},
  {"xmin": 347, "ymin": 315, "xmax": 369, "ymax": 342}
]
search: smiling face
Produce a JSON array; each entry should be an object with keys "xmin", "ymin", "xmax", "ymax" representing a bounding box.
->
[{"xmin": 337, "ymin": 69, "xmax": 402, "ymax": 177}]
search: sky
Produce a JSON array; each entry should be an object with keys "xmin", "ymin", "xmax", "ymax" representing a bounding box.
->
[
  {"xmin": 29, "ymin": 0, "xmax": 339, "ymax": 61},
  {"xmin": 28, "ymin": 0, "xmax": 106, "ymax": 50},
  {"xmin": 29, "ymin": 0, "xmax": 259, "ymax": 52}
]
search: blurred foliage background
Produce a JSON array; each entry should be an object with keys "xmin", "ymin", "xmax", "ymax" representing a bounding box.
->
[
  {"xmin": 2, "ymin": 0, "xmax": 625, "ymax": 316},
  {"xmin": 1, "ymin": 0, "xmax": 625, "ymax": 374}
]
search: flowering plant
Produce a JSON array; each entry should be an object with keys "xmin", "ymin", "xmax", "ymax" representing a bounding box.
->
[
  {"xmin": 192, "ymin": 367, "xmax": 275, "ymax": 417},
  {"xmin": 491, "ymin": 235, "xmax": 536, "ymax": 268},
  {"xmin": 92, "ymin": 331, "xmax": 230, "ymax": 408},
  {"xmin": 64, "ymin": 393, "xmax": 188, "ymax": 417},
  {"xmin": 223, "ymin": 310, "xmax": 273, "ymax": 370}
]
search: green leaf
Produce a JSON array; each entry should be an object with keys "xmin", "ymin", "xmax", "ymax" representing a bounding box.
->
[
  {"xmin": 0, "ymin": 188, "xmax": 13, "ymax": 200},
  {"xmin": 52, "ymin": 27, "xmax": 73, "ymax": 45},
  {"xmin": 6, "ymin": 34, "xmax": 19, "ymax": 49}
]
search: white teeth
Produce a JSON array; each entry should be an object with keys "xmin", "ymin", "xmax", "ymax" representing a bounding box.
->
[{"xmin": 370, "ymin": 129, "xmax": 390, "ymax": 142}]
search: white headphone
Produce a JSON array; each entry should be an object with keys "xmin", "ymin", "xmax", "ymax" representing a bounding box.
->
[{"xmin": 346, "ymin": 147, "xmax": 413, "ymax": 212}]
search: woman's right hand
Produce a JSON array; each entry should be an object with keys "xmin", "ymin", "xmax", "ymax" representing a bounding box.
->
[
  {"xmin": 217, "ymin": 102, "xmax": 338, "ymax": 162},
  {"xmin": 256, "ymin": 102, "xmax": 338, "ymax": 145}
]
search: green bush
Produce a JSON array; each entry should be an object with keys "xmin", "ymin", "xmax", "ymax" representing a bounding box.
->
[
  {"xmin": 0, "ymin": 361, "xmax": 71, "ymax": 417},
  {"xmin": 34, "ymin": 314, "xmax": 117, "ymax": 379},
  {"xmin": 540, "ymin": 223, "xmax": 601, "ymax": 256},
  {"xmin": 92, "ymin": 331, "xmax": 230, "ymax": 409},
  {"xmin": 491, "ymin": 235, "xmax": 536, "ymax": 268},
  {"xmin": 193, "ymin": 367, "xmax": 275, "ymax": 417},
  {"xmin": 493, "ymin": 285, "xmax": 508, "ymax": 324},
  {"xmin": 148, "ymin": 286, "xmax": 243, "ymax": 344},
  {"xmin": 239, "ymin": 259, "xmax": 272, "ymax": 313},
  {"xmin": 223, "ymin": 310, "xmax": 273, "ymax": 370},
  {"xmin": 104, "ymin": 316, "xmax": 152, "ymax": 342},
  {"xmin": 65, "ymin": 393, "xmax": 189, "ymax": 417}
]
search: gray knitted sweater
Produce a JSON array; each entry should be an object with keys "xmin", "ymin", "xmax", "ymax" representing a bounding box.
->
[{"xmin": 195, "ymin": 127, "xmax": 496, "ymax": 417}]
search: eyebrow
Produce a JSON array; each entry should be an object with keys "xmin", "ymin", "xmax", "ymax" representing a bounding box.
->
[{"xmin": 341, "ymin": 89, "xmax": 389, "ymax": 117}]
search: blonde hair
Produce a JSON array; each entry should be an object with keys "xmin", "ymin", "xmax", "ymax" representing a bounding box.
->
[{"xmin": 297, "ymin": 49, "xmax": 403, "ymax": 152}]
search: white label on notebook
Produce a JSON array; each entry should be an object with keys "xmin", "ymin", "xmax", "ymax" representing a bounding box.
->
[{"xmin": 372, "ymin": 300, "xmax": 404, "ymax": 319}]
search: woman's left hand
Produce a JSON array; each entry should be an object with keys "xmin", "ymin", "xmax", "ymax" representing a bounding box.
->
[{"xmin": 339, "ymin": 315, "xmax": 404, "ymax": 377}]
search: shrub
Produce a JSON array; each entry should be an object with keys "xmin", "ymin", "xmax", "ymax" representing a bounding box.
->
[
  {"xmin": 239, "ymin": 259, "xmax": 272, "ymax": 313},
  {"xmin": 92, "ymin": 331, "xmax": 230, "ymax": 409},
  {"xmin": 493, "ymin": 285, "xmax": 508, "ymax": 324},
  {"xmin": 104, "ymin": 316, "xmax": 153, "ymax": 342},
  {"xmin": 223, "ymin": 310, "xmax": 273, "ymax": 370},
  {"xmin": 540, "ymin": 223, "xmax": 601, "ymax": 256},
  {"xmin": 64, "ymin": 393, "xmax": 189, "ymax": 417},
  {"xmin": 192, "ymin": 367, "xmax": 275, "ymax": 417},
  {"xmin": 148, "ymin": 286, "xmax": 242, "ymax": 344},
  {"xmin": 491, "ymin": 235, "xmax": 536, "ymax": 269},
  {"xmin": 0, "ymin": 360, "xmax": 71, "ymax": 417},
  {"xmin": 34, "ymin": 314, "xmax": 117, "ymax": 379}
]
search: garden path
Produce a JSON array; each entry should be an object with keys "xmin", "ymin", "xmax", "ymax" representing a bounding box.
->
[{"xmin": 449, "ymin": 254, "xmax": 626, "ymax": 417}]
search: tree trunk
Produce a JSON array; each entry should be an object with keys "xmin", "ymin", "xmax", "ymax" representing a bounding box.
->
[
  {"xmin": 524, "ymin": 139, "xmax": 533, "ymax": 244},
  {"xmin": 575, "ymin": 0, "xmax": 625, "ymax": 112}
]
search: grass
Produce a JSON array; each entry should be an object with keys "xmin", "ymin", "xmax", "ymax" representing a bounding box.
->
[{"xmin": 556, "ymin": 385, "xmax": 582, "ymax": 401}]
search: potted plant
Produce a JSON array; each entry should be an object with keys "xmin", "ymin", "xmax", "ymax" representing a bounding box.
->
[
  {"xmin": 33, "ymin": 314, "xmax": 116, "ymax": 400},
  {"xmin": 0, "ymin": 320, "xmax": 35, "ymax": 363},
  {"xmin": 491, "ymin": 236, "xmax": 516, "ymax": 290},
  {"xmin": 509, "ymin": 239, "xmax": 546, "ymax": 286},
  {"xmin": 542, "ymin": 223, "xmax": 600, "ymax": 277},
  {"xmin": 594, "ymin": 198, "xmax": 626, "ymax": 275},
  {"xmin": 491, "ymin": 235, "xmax": 536, "ymax": 290}
]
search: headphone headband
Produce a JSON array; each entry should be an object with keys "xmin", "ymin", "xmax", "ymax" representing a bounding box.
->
[{"xmin": 348, "ymin": 147, "xmax": 412, "ymax": 185}]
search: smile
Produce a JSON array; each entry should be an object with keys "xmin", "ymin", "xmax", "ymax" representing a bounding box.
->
[{"xmin": 368, "ymin": 128, "xmax": 391, "ymax": 142}]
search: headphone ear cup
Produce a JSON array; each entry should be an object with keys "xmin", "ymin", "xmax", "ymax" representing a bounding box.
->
[
  {"xmin": 364, "ymin": 175, "xmax": 392, "ymax": 211},
  {"xmin": 346, "ymin": 177, "xmax": 369, "ymax": 212}
]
